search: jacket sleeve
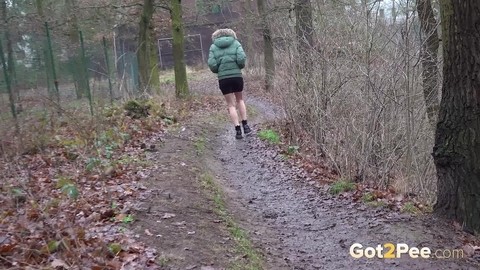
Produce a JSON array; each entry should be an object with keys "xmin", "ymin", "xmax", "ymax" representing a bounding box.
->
[
  {"xmin": 235, "ymin": 41, "xmax": 246, "ymax": 69},
  {"xmin": 207, "ymin": 45, "xmax": 219, "ymax": 73}
]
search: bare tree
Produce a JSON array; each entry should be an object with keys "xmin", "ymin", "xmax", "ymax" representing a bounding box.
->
[
  {"xmin": 257, "ymin": 0, "xmax": 275, "ymax": 91},
  {"xmin": 416, "ymin": 0, "xmax": 440, "ymax": 127},
  {"xmin": 294, "ymin": 0, "xmax": 315, "ymax": 127}
]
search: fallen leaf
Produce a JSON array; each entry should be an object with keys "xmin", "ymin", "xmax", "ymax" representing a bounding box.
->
[
  {"xmin": 462, "ymin": 244, "xmax": 476, "ymax": 257},
  {"xmin": 51, "ymin": 258, "xmax": 69, "ymax": 269},
  {"xmin": 394, "ymin": 194, "xmax": 404, "ymax": 202},
  {"xmin": 173, "ymin": 221, "xmax": 186, "ymax": 226},
  {"xmin": 453, "ymin": 221, "xmax": 462, "ymax": 231},
  {"xmin": 162, "ymin": 213, "xmax": 176, "ymax": 219},
  {"xmin": 0, "ymin": 243, "xmax": 16, "ymax": 254}
]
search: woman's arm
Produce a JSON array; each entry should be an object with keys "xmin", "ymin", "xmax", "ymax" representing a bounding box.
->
[
  {"xmin": 207, "ymin": 45, "xmax": 219, "ymax": 73},
  {"xmin": 235, "ymin": 41, "xmax": 246, "ymax": 69}
]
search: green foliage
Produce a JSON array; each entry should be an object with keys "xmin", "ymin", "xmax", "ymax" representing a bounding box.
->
[
  {"xmin": 86, "ymin": 157, "xmax": 101, "ymax": 171},
  {"xmin": 56, "ymin": 176, "xmax": 72, "ymax": 189},
  {"xmin": 329, "ymin": 179, "xmax": 355, "ymax": 195},
  {"xmin": 124, "ymin": 99, "xmax": 151, "ymax": 119},
  {"xmin": 46, "ymin": 240, "xmax": 60, "ymax": 253},
  {"xmin": 258, "ymin": 129, "xmax": 280, "ymax": 144},
  {"xmin": 163, "ymin": 117, "xmax": 175, "ymax": 125},
  {"xmin": 93, "ymin": 128, "xmax": 129, "ymax": 161},
  {"xmin": 11, "ymin": 187, "xmax": 26, "ymax": 204},
  {"xmin": 401, "ymin": 202, "xmax": 419, "ymax": 214},
  {"xmin": 122, "ymin": 214, "xmax": 134, "ymax": 224},
  {"xmin": 361, "ymin": 192, "xmax": 375, "ymax": 202},
  {"xmin": 62, "ymin": 185, "xmax": 79, "ymax": 199},
  {"xmin": 367, "ymin": 200, "xmax": 387, "ymax": 208},
  {"xmin": 12, "ymin": 188, "xmax": 24, "ymax": 196},
  {"xmin": 200, "ymin": 172, "xmax": 263, "ymax": 269},
  {"xmin": 287, "ymin": 145, "xmax": 300, "ymax": 155},
  {"xmin": 103, "ymin": 104, "xmax": 123, "ymax": 118},
  {"xmin": 157, "ymin": 256, "xmax": 171, "ymax": 266},
  {"xmin": 108, "ymin": 243, "xmax": 122, "ymax": 256},
  {"xmin": 56, "ymin": 177, "xmax": 79, "ymax": 200},
  {"xmin": 159, "ymin": 73, "xmax": 175, "ymax": 84},
  {"xmin": 194, "ymin": 137, "xmax": 206, "ymax": 155}
]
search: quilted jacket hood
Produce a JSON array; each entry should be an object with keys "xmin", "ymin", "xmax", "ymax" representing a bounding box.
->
[{"xmin": 211, "ymin": 28, "xmax": 238, "ymax": 41}]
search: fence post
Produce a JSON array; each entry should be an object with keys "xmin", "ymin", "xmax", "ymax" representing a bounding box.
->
[
  {"xmin": 45, "ymin": 22, "xmax": 61, "ymax": 112},
  {"xmin": 0, "ymin": 38, "xmax": 19, "ymax": 133},
  {"xmin": 103, "ymin": 37, "xmax": 114, "ymax": 104},
  {"xmin": 79, "ymin": 30, "xmax": 93, "ymax": 116}
]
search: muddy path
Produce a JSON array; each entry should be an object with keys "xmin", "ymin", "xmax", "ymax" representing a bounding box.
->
[
  {"xmin": 132, "ymin": 74, "xmax": 479, "ymax": 269},
  {"xmin": 204, "ymin": 94, "xmax": 480, "ymax": 270}
]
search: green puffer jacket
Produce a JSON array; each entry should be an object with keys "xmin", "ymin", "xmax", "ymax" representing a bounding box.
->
[{"xmin": 208, "ymin": 29, "xmax": 246, "ymax": 80}]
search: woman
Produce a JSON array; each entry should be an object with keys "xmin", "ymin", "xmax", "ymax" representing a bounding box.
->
[{"xmin": 208, "ymin": 28, "xmax": 251, "ymax": 139}]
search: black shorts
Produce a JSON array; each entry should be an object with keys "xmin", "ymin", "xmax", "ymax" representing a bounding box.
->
[{"xmin": 219, "ymin": 77, "xmax": 244, "ymax": 95}]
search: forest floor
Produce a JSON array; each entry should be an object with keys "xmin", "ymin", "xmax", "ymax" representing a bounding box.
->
[{"xmin": 1, "ymin": 72, "xmax": 480, "ymax": 270}]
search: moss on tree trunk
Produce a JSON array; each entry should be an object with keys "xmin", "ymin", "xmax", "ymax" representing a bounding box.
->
[
  {"xmin": 171, "ymin": 0, "xmax": 189, "ymax": 99},
  {"xmin": 137, "ymin": 0, "xmax": 160, "ymax": 95}
]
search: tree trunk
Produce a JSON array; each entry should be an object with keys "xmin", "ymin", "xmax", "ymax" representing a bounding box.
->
[
  {"xmin": 434, "ymin": 0, "xmax": 480, "ymax": 234},
  {"xmin": 241, "ymin": 0, "xmax": 255, "ymax": 59},
  {"xmin": 35, "ymin": 0, "xmax": 54, "ymax": 95},
  {"xmin": 295, "ymin": 0, "xmax": 315, "ymax": 125},
  {"xmin": 171, "ymin": 0, "xmax": 189, "ymax": 99},
  {"xmin": 295, "ymin": 0, "xmax": 314, "ymax": 88},
  {"xmin": 1, "ymin": 0, "xmax": 17, "ymax": 103},
  {"xmin": 416, "ymin": 0, "xmax": 440, "ymax": 127},
  {"xmin": 0, "ymin": 24, "xmax": 17, "ymax": 126},
  {"xmin": 65, "ymin": 0, "xmax": 88, "ymax": 99},
  {"xmin": 137, "ymin": 0, "xmax": 160, "ymax": 95},
  {"xmin": 257, "ymin": 0, "xmax": 275, "ymax": 92}
]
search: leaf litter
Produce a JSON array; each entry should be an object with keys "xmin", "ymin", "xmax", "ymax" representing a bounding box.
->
[{"xmin": 0, "ymin": 101, "xmax": 172, "ymax": 269}]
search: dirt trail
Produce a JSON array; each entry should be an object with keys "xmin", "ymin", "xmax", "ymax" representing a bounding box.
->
[
  {"xmin": 206, "ymin": 95, "xmax": 480, "ymax": 270},
  {"xmin": 132, "ymin": 108, "xmax": 240, "ymax": 269},
  {"xmin": 133, "ymin": 80, "xmax": 479, "ymax": 269}
]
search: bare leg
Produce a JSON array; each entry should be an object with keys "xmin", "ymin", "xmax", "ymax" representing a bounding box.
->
[
  {"xmin": 234, "ymin": 91, "xmax": 247, "ymax": 121},
  {"xmin": 224, "ymin": 93, "xmax": 240, "ymax": 126}
]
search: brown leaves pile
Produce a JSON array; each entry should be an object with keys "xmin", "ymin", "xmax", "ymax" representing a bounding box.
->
[{"xmin": 0, "ymin": 104, "xmax": 166, "ymax": 269}]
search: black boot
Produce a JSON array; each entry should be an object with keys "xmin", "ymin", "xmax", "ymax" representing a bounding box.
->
[
  {"xmin": 235, "ymin": 125, "xmax": 243, "ymax": 139},
  {"xmin": 242, "ymin": 120, "xmax": 252, "ymax": 135}
]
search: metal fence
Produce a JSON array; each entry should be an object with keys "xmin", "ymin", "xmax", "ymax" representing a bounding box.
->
[
  {"xmin": 158, "ymin": 34, "xmax": 205, "ymax": 69},
  {"xmin": 0, "ymin": 22, "xmax": 139, "ymax": 123}
]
